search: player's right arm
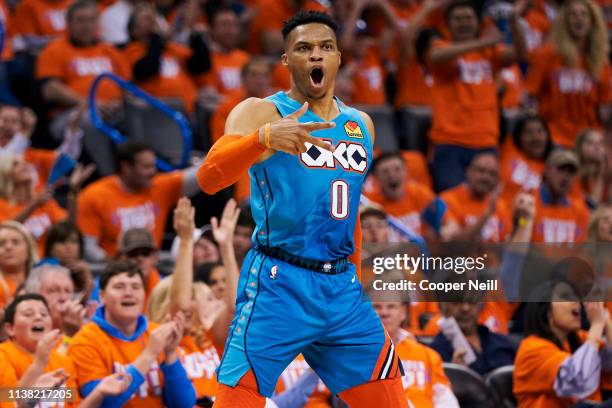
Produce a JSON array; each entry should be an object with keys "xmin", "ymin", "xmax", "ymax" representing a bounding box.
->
[{"xmin": 197, "ymin": 98, "xmax": 335, "ymax": 195}]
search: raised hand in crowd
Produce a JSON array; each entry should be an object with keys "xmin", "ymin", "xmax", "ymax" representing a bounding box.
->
[
  {"xmin": 17, "ymin": 329, "xmax": 62, "ymax": 388},
  {"xmin": 58, "ymin": 298, "xmax": 87, "ymax": 338},
  {"xmin": 510, "ymin": 192, "xmax": 536, "ymax": 242}
]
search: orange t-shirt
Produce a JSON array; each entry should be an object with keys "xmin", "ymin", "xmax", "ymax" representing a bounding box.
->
[
  {"xmin": 177, "ymin": 335, "xmax": 220, "ymax": 399},
  {"xmin": 24, "ymin": 147, "xmax": 57, "ymax": 189},
  {"xmin": 440, "ymin": 184, "xmax": 512, "ymax": 243},
  {"xmin": 522, "ymin": 6, "xmax": 552, "ymax": 52},
  {"xmin": 197, "ymin": 49, "xmax": 249, "ymax": 95},
  {"xmin": 350, "ymin": 47, "xmax": 386, "ymax": 106},
  {"xmin": 531, "ymin": 187, "xmax": 590, "ymax": 243},
  {"xmin": 366, "ymin": 181, "xmax": 436, "ymax": 239},
  {"xmin": 499, "ymin": 138, "xmax": 545, "ymax": 207},
  {"xmin": 36, "ymin": 37, "xmax": 127, "ymax": 105},
  {"xmin": 123, "ymin": 41, "xmax": 198, "ymax": 112},
  {"xmin": 68, "ymin": 321, "xmax": 167, "ymax": 408},
  {"xmin": 428, "ymin": 39, "xmax": 505, "ymax": 148},
  {"xmin": 396, "ymin": 330, "xmax": 452, "ymax": 407},
  {"xmin": 514, "ymin": 333, "xmax": 602, "ymax": 408},
  {"xmin": 525, "ymin": 43, "xmax": 611, "ymax": 147},
  {"xmin": 76, "ymin": 172, "xmax": 183, "ymax": 256},
  {"xmin": 0, "ymin": 340, "xmax": 79, "ymax": 407},
  {"xmin": 0, "ymin": 348, "xmax": 18, "ymax": 408},
  {"xmin": 246, "ymin": 0, "xmax": 327, "ymax": 54},
  {"xmin": 15, "ymin": 0, "xmax": 69, "ymax": 37},
  {"xmin": 0, "ymin": 198, "xmax": 67, "ymax": 256},
  {"xmin": 275, "ymin": 355, "xmax": 331, "ymax": 408},
  {"xmin": 500, "ymin": 64, "xmax": 524, "ymax": 109}
]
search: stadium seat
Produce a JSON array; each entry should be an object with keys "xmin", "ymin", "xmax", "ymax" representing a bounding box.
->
[
  {"xmin": 123, "ymin": 97, "xmax": 188, "ymax": 167},
  {"xmin": 397, "ymin": 106, "xmax": 431, "ymax": 153},
  {"xmin": 443, "ymin": 363, "xmax": 500, "ymax": 408},
  {"xmin": 485, "ymin": 365, "xmax": 516, "ymax": 408},
  {"xmin": 354, "ymin": 104, "xmax": 399, "ymax": 152}
]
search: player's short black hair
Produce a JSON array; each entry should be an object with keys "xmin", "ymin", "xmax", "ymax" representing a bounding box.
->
[
  {"xmin": 3, "ymin": 294, "xmax": 49, "ymax": 325},
  {"xmin": 371, "ymin": 152, "xmax": 405, "ymax": 175},
  {"xmin": 282, "ymin": 11, "xmax": 338, "ymax": 41},
  {"xmin": 99, "ymin": 260, "xmax": 145, "ymax": 291}
]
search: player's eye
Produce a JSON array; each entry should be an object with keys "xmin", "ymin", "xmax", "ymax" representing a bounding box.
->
[
  {"xmin": 323, "ymin": 43, "xmax": 333, "ymax": 50},
  {"xmin": 298, "ymin": 45, "xmax": 309, "ymax": 51}
]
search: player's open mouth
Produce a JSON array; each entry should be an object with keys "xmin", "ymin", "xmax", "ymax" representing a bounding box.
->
[{"xmin": 309, "ymin": 67, "xmax": 324, "ymax": 88}]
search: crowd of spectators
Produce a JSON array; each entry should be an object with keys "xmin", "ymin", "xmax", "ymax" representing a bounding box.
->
[{"xmin": 0, "ymin": 0, "xmax": 612, "ymax": 406}]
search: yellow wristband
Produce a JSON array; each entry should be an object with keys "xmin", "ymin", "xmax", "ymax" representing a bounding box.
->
[{"xmin": 264, "ymin": 123, "xmax": 271, "ymax": 148}]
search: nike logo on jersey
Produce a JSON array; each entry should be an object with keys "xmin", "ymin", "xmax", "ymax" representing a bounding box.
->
[{"xmin": 300, "ymin": 139, "xmax": 368, "ymax": 173}]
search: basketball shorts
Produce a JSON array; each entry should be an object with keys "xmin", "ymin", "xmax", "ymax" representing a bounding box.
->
[{"xmin": 216, "ymin": 247, "xmax": 403, "ymax": 397}]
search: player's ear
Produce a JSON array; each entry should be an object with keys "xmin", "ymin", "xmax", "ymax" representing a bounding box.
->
[
  {"xmin": 337, "ymin": 51, "xmax": 341, "ymax": 67},
  {"xmin": 281, "ymin": 53, "xmax": 288, "ymax": 67}
]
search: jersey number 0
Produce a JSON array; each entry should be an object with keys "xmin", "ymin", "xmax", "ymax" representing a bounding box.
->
[{"xmin": 330, "ymin": 180, "xmax": 349, "ymax": 220}]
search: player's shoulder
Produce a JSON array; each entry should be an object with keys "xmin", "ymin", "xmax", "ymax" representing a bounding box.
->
[
  {"xmin": 225, "ymin": 96, "xmax": 280, "ymax": 135},
  {"xmin": 350, "ymin": 108, "xmax": 375, "ymax": 140}
]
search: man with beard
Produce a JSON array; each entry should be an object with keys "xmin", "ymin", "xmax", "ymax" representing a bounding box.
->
[
  {"xmin": 531, "ymin": 149, "xmax": 590, "ymax": 243},
  {"xmin": 440, "ymin": 152, "xmax": 512, "ymax": 243}
]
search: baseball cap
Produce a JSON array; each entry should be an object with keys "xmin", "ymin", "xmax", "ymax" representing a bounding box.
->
[
  {"xmin": 119, "ymin": 228, "xmax": 156, "ymax": 254},
  {"xmin": 546, "ymin": 149, "xmax": 579, "ymax": 170}
]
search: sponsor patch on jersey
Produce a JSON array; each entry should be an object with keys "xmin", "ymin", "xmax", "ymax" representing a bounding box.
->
[{"xmin": 344, "ymin": 121, "xmax": 363, "ymax": 139}]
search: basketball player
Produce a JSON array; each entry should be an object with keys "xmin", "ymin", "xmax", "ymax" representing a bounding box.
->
[{"xmin": 198, "ymin": 11, "xmax": 408, "ymax": 408}]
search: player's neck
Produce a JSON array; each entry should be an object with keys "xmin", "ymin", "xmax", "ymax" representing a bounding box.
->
[{"xmin": 286, "ymin": 89, "xmax": 339, "ymax": 121}]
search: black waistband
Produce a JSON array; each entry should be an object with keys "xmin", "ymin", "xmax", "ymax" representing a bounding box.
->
[{"xmin": 255, "ymin": 245, "xmax": 350, "ymax": 274}]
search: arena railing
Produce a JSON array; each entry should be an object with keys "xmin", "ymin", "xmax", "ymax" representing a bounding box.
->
[{"xmin": 88, "ymin": 72, "xmax": 193, "ymax": 172}]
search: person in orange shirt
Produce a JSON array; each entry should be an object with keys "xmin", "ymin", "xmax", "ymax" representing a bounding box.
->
[
  {"xmin": 124, "ymin": 3, "xmax": 209, "ymax": 112},
  {"xmin": 68, "ymin": 261, "xmax": 196, "ymax": 408},
  {"xmin": 23, "ymin": 264, "xmax": 87, "ymax": 343},
  {"xmin": 440, "ymin": 153, "xmax": 513, "ymax": 243},
  {"xmin": 76, "ymin": 140, "xmax": 200, "ymax": 260},
  {"xmin": 426, "ymin": 0, "xmax": 528, "ymax": 192},
  {"xmin": 36, "ymin": 0, "xmax": 128, "ymax": 172},
  {"xmin": 0, "ymin": 153, "xmax": 65, "ymax": 255},
  {"xmin": 339, "ymin": 0, "xmax": 397, "ymax": 107},
  {"xmin": 14, "ymin": 0, "xmax": 70, "ymax": 53},
  {"xmin": 0, "ymin": 153, "xmax": 93, "ymax": 255},
  {"xmin": 0, "ymin": 293, "xmax": 79, "ymax": 407},
  {"xmin": 532, "ymin": 149, "xmax": 590, "ymax": 243},
  {"xmin": 514, "ymin": 282, "xmax": 612, "ymax": 407},
  {"xmin": 148, "ymin": 198, "xmax": 241, "ymax": 404},
  {"xmin": 0, "ymin": 105, "xmax": 85, "ymax": 191},
  {"xmin": 246, "ymin": 0, "xmax": 328, "ymax": 56},
  {"xmin": 500, "ymin": 114, "xmax": 553, "ymax": 207},
  {"xmin": 366, "ymin": 152, "xmax": 440, "ymax": 241},
  {"xmin": 0, "ymin": 221, "xmax": 37, "ymax": 311},
  {"xmin": 524, "ymin": 0, "xmax": 610, "ymax": 148},
  {"xmin": 575, "ymin": 128, "xmax": 610, "ymax": 208},
  {"xmin": 197, "ymin": 7, "xmax": 249, "ymax": 111},
  {"xmin": 369, "ymin": 291, "xmax": 459, "ymax": 407}
]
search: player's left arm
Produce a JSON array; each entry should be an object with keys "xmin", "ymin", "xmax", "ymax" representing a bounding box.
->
[{"xmin": 349, "ymin": 111, "xmax": 376, "ymax": 281}]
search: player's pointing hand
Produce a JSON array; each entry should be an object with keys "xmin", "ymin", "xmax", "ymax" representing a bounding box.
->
[{"xmin": 261, "ymin": 101, "xmax": 336, "ymax": 155}]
